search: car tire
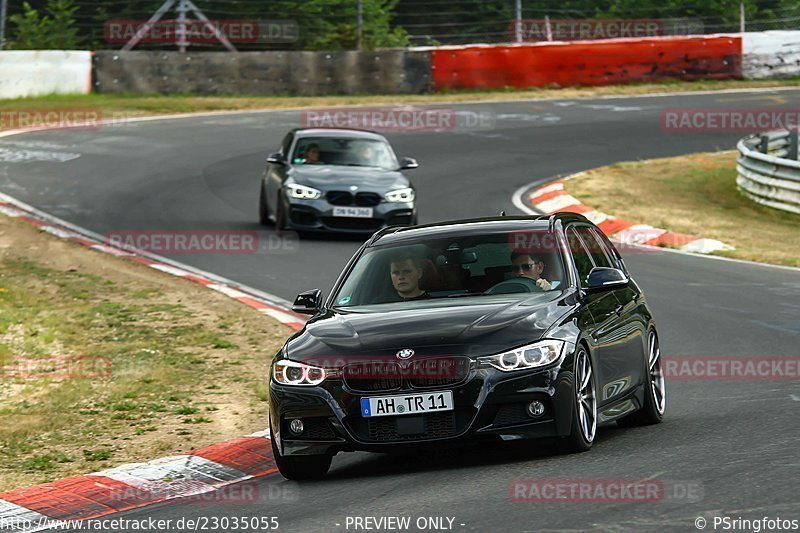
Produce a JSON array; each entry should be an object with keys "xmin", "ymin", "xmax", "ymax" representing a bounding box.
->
[
  {"xmin": 617, "ymin": 329, "xmax": 666, "ymax": 427},
  {"xmin": 556, "ymin": 346, "xmax": 596, "ymax": 454},
  {"xmin": 258, "ymin": 182, "xmax": 272, "ymax": 226},
  {"xmin": 270, "ymin": 432, "xmax": 332, "ymax": 480}
]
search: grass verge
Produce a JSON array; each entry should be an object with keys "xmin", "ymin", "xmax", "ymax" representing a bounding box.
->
[
  {"xmin": 0, "ymin": 79, "xmax": 799, "ymax": 130},
  {"xmin": 0, "ymin": 214, "xmax": 289, "ymax": 492},
  {"xmin": 567, "ymin": 151, "xmax": 800, "ymax": 267}
]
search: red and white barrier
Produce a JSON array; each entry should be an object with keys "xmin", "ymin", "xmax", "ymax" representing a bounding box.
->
[{"xmin": 431, "ymin": 35, "xmax": 742, "ymax": 91}]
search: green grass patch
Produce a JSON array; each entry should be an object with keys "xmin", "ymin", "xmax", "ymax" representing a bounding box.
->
[
  {"xmin": 83, "ymin": 449, "xmax": 113, "ymax": 462},
  {"xmin": 0, "ymin": 228, "xmax": 284, "ymax": 491},
  {"xmin": 21, "ymin": 453, "xmax": 74, "ymax": 472},
  {"xmin": 3, "ymin": 79, "xmax": 800, "ymax": 132},
  {"xmin": 568, "ymin": 151, "xmax": 800, "ymax": 267},
  {"xmin": 183, "ymin": 417, "xmax": 213, "ymax": 424}
]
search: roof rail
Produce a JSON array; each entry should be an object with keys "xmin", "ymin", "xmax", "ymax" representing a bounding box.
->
[
  {"xmin": 545, "ymin": 211, "xmax": 590, "ymax": 231},
  {"xmin": 296, "ymin": 126, "xmax": 381, "ymax": 136},
  {"xmin": 367, "ymin": 225, "xmax": 404, "ymax": 245}
]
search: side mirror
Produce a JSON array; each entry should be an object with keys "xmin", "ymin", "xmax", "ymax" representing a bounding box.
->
[
  {"xmin": 266, "ymin": 152, "xmax": 286, "ymax": 165},
  {"xmin": 586, "ymin": 267, "xmax": 629, "ymax": 293},
  {"xmin": 292, "ymin": 289, "xmax": 322, "ymax": 315},
  {"xmin": 399, "ymin": 157, "xmax": 419, "ymax": 170}
]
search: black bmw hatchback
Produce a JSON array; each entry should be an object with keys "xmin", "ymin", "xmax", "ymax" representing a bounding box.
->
[{"xmin": 269, "ymin": 213, "xmax": 666, "ymax": 479}]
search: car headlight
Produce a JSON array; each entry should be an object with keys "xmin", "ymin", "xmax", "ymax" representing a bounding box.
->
[
  {"xmin": 384, "ymin": 188, "xmax": 415, "ymax": 203},
  {"xmin": 272, "ymin": 360, "xmax": 327, "ymax": 386},
  {"xmin": 286, "ymin": 184, "xmax": 322, "ymax": 200},
  {"xmin": 478, "ymin": 340, "xmax": 564, "ymax": 372}
]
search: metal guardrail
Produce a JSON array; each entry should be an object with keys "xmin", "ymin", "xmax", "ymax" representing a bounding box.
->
[{"xmin": 736, "ymin": 131, "xmax": 800, "ymax": 215}]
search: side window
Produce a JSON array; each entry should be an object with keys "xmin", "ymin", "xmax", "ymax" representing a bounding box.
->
[
  {"xmin": 567, "ymin": 228, "xmax": 594, "ymax": 287},
  {"xmin": 590, "ymin": 227, "xmax": 626, "ymax": 272},
  {"xmin": 575, "ymin": 226, "xmax": 612, "ymax": 269},
  {"xmin": 280, "ymin": 133, "xmax": 293, "ymax": 156}
]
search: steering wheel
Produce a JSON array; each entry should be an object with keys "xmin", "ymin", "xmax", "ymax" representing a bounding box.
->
[{"xmin": 484, "ymin": 277, "xmax": 543, "ymax": 295}]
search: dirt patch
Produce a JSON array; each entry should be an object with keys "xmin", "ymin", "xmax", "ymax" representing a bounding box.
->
[{"xmin": 0, "ymin": 214, "xmax": 291, "ymax": 492}]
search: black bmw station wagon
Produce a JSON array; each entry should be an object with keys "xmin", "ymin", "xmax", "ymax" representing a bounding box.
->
[{"xmin": 269, "ymin": 213, "xmax": 666, "ymax": 479}]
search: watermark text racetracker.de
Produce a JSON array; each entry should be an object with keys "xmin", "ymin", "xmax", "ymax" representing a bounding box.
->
[
  {"xmin": 507, "ymin": 229, "xmax": 670, "ymax": 256},
  {"xmin": 510, "ymin": 18, "xmax": 703, "ymax": 41},
  {"xmin": 0, "ymin": 109, "xmax": 102, "ymax": 130},
  {"xmin": 0, "ymin": 110, "xmax": 178, "ymax": 130},
  {"xmin": 510, "ymin": 479, "xmax": 703, "ymax": 503},
  {"xmin": 103, "ymin": 230, "xmax": 298, "ymax": 255},
  {"xmin": 663, "ymin": 356, "xmax": 800, "ymax": 381},
  {"xmin": 301, "ymin": 107, "xmax": 496, "ymax": 132},
  {"xmin": 513, "ymin": 19, "xmax": 660, "ymax": 41},
  {"xmin": 107, "ymin": 481, "xmax": 297, "ymax": 505},
  {"xmin": 304, "ymin": 356, "xmax": 467, "ymax": 380},
  {"xmin": 104, "ymin": 19, "xmax": 298, "ymax": 44},
  {"xmin": 662, "ymin": 108, "xmax": 800, "ymax": 132}
]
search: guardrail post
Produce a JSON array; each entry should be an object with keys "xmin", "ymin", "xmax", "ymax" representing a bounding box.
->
[
  {"xmin": 758, "ymin": 135, "xmax": 769, "ymax": 154},
  {"xmin": 789, "ymin": 130, "xmax": 798, "ymax": 160}
]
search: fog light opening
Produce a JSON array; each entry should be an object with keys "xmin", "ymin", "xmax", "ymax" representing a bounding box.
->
[
  {"xmin": 289, "ymin": 419, "xmax": 304, "ymax": 435},
  {"xmin": 526, "ymin": 401, "xmax": 545, "ymax": 418}
]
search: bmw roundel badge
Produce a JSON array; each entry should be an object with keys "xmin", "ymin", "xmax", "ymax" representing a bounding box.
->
[{"xmin": 396, "ymin": 349, "xmax": 415, "ymax": 359}]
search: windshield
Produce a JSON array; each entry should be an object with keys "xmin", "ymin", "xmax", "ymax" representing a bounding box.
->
[
  {"xmin": 333, "ymin": 230, "xmax": 567, "ymax": 307},
  {"xmin": 292, "ymin": 137, "xmax": 398, "ymax": 170}
]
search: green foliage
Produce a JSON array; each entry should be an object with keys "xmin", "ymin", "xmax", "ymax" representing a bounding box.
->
[
  {"xmin": 9, "ymin": 0, "xmax": 800, "ymax": 50},
  {"xmin": 393, "ymin": 0, "xmax": 800, "ymax": 44},
  {"xmin": 7, "ymin": 2, "xmax": 50, "ymax": 49},
  {"xmin": 9, "ymin": 0, "xmax": 81, "ymax": 49},
  {"xmin": 291, "ymin": 0, "xmax": 409, "ymax": 50}
]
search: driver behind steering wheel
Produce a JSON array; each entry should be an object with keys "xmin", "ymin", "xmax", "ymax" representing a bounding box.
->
[{"xmin": 510, "ymin": 252, "xmax": 552, "ymax": 291}]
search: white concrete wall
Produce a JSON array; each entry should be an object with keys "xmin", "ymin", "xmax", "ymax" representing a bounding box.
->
[
  {"xmin": 743, "ymin": 31, "xmax": 800, "ymax": 79},
  {"xmin": 0, "ymin": 51, "xmax": 92, "ymax": 99}
]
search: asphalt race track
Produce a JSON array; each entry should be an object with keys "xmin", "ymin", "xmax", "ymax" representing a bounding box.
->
[{"xmin": 2, "ymin": 89, "xmax": 799, "ymax": 532}]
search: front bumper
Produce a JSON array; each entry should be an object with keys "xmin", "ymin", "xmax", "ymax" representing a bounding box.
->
[
  {"xmin": 269, "ymin": 363, "xmax": 575, "ymax": 457},
  {"xmin": 283, "ymin": 197, "xmax": 416, "ymax": 234}
]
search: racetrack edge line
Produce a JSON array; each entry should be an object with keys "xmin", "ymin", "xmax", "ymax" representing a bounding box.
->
[{"xmin": 511, "ymin": 173, "xmax": 800, "ymax": 273}]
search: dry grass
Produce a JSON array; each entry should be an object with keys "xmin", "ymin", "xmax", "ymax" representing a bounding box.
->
[
  {"xmin": 568, "ymin": 151, "xmax": 800, "ymax": 267},
  {"xmin": 1, "ymin": 79, "xmax": 799, "ymax": 129},
  {"xmin": 0, "ymin": 214, "xmax": 290, "ymax": 492}
]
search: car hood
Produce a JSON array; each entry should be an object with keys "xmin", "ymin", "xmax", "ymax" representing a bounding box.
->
[
  {"xmin": 286, "ymin": 292, "xmax": 574, "ymax": 363},
  {"xmin": 288, "ymin": 165, "xmax": 409, "ymax": 191}
]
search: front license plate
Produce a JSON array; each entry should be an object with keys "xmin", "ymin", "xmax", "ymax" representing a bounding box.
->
[
  {"xmin": 332, "ymin": 206, "xmax": 373, "ymax": 218},
  {"xmin": 361, "ymin": 391, "xmax": 454, "ymax": 418}
]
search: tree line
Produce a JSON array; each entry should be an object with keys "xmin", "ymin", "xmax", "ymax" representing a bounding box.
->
[{"xmin": 5, "ymin": 0, "xmax": 800, "ymax": 50}]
